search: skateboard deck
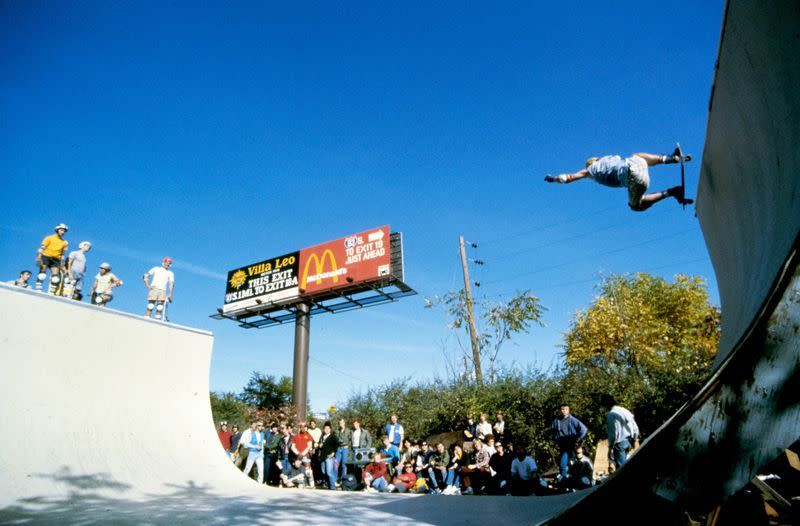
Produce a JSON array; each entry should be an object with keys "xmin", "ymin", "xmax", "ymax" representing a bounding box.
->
[{"xmin": 675, "ymin": 142, "xmax": 693, "ymax": 209}]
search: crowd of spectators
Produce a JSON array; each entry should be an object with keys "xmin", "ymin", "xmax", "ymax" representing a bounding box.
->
[{"xmin": 217, "ymin": 401, "xmax": 639, "ymax": 496}]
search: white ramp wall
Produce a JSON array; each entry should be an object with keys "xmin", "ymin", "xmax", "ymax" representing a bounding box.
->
[{"xmin": 0, "ymin": 283, "xmax": 248, "ymax": 503}]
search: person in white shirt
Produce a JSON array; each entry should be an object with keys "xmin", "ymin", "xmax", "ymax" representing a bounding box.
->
[
  {"xmin": 475, "ymin": 413, "xmax": 492, "ymax": 440},
  {"xmin": 143, "ymin": 257, "xmax": 175, "ymax": 319},
  {"xmin": 239, "ymin": 421, "xmax": 266, "ymax": 484},
  {"xmin": 91, "ymin": 263, "xmax": 122, "ymax": 306},
  {"xmin": 510, "ymin": 448, "xmax": 540, "ymax": 496},
  {"xmin": 601, "ymin": 394, "xmax": 640, "ymax": 471}
]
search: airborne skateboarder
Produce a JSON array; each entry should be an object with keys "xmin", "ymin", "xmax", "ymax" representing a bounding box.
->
[{"xmin": 544, "ymin": 148, "xmax": 693, "ymax": 211}]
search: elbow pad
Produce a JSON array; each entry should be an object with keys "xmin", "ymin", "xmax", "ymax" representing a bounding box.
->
[{"xmin": 556, "ymin": 174, "xmax": 569, "ymax": 183}]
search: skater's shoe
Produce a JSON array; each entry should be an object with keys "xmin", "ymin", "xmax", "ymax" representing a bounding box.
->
[
  {"xmin": 667, "ymin": 186, "xmax": 694, "ymax": 205},
  {"xmin": 664, "ymin": 147, "xmax": 692, "ymax": 164}
]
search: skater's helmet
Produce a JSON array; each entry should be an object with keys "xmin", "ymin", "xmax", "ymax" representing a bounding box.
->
[
  {"xmin": 585, "ymin": 157, "xmax": 599, "ymax": 168},
  {"xmin": 162, "ymin": 257, "xmax": 173, "ymax": 265},
  {"xmin": 99, "ymin": 262, "xmax": 112, "ymax": 271},
  {"xmin": 54, "ymin": 223, "xmax": 69, "ymax": 233},
  {"xmin": 79, "ymin": 241, "xmax": 92, "ymax": 250}
]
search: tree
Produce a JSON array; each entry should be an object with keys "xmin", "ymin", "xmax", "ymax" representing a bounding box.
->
[
  {"xmin": 210, "ymin": 391, "xmax": 249, "ymax": 428},
  {"xmin": 428, "ymin": 289, "xmax": 546, "ymax": 383},
  {"xmin": 564, "ymin": 273, "xmax": 719, "ymax": 371},
  {"xmin": 562, "ymin": 273, "xmax": 720, "ymax": 435},
  {"xmin": 238, "ymin": 372, "xmax": 293, "ymax": 410}
]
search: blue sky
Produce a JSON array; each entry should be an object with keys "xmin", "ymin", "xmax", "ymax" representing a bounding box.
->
[{"xmin": 1, "ymin": 1, "xmax": 725, "ymax": 412}]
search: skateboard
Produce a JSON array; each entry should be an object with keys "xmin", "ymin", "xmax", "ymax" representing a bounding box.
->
[{"xmin": 675, "ymin": 142, "xmax": 694, "ymax": 209}]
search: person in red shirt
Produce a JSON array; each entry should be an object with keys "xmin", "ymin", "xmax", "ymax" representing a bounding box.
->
[
  {"xmin": 217, "ymin": 422, "xmax": 233, "ymax": 458},
  {"xmin": 393, "ymin": 463, "xmax": 417, "ymax": 493},
  {"xmin": 290, "ymin": 421, "xmax": 314, "ymax": 470},
  {"xmin": 363, "ymin": 453, "xmax": 391, "ymax": 492}
]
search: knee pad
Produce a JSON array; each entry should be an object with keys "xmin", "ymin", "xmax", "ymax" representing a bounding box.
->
[
  {"xmin": 95, "ymin": 295, "xmax": 105, "ymax": 304},
  {"xmin": 156, "ymin": 303, "xmax": 164, "ymax": 312},
  {"xmin": 37, "ymin": 272, "xmax": 47, "ymax": 281},
  {"xmin": 147, "ymin": 302, "xmax": 155, "ymax": 310},
  {"xmin": 51, "ymin": 276, "xmax": 60, "ymax": 284}
]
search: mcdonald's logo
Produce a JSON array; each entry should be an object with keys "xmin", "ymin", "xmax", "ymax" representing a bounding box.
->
[{"xmin": 301, "ymin": 249, "xmax": 346, "ymax": 289}]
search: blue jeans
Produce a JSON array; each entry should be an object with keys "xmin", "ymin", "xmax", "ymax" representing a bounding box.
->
[
  {"xmin": 335, "ymin": 447, "xmax": 349, "ymax": 479},
  {"xmin": 280, "ymin": 454, "xmax": 290, "ymax": 474},
  {"xmin": 371, "ymin": 476, "xmax": 389, "ymax": 492},
  {"xmin": 445, "ymin": 469, "xmax": 460, "ymax": 487},
  {"xmin": 322, "ymin": 456, "xmax": 337, "ymax": 489},
  {"xmin": 558, "ymin": 448, "xmax": 573, "ymax": 478},
  {"xmin": 612, "ymin": 438, "xmax": 631, "ymax": 468},
  {"xmin": 263, "ymin": 452, "xmax": 274, "ymax": 483}
]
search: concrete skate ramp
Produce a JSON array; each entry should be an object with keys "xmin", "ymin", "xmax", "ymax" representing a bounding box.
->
[{"xmin": 0, "ymin": 284, "xmax": 586, "ymax": 525}]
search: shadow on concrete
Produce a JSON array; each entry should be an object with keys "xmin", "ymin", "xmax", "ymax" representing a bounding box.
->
[{"xmin": 0, "ymin": 467, "xmax": 589, "ymax": 525}]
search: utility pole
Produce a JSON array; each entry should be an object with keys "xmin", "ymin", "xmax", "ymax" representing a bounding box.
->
[{"xmin": 459, "ymin": 236, "xmax": 483, "ymax": 385}]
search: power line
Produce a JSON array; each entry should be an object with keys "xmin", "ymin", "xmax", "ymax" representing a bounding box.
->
[
  {"xmin": 309, "ymin": 356, "xmax": 369, "ymax": 384},
  {"xmin": 479, "ymin": 255, "xmax": 710, "ymax": 299},
  {"xmin": 480, "ymin": 227, "xmax": 696, "ymax": 286}
]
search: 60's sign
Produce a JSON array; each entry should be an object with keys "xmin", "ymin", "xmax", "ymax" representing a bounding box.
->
[{"xmin": 223, "ymin": 226, "xmax": 391, "ymax": 314}]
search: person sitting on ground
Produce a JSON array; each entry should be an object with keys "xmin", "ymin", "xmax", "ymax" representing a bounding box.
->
[
  {"xmin": 510, "ymin": 447, "xmax": 541, "ymax": 496},
  {"xmin": 379, "ymin": 435, "xmax": 401, "ymax": 468},
  {"xmin": 562, "ymin": 445, "xmax": 594, "ymax": 491},
  {"xmin": 392, "ymin": 463, "xmax": 418, "ymax": 493},
  {"xmin": 281, "ymin": 457, "xmax": 314, "ymax": 488},
  {"xmin": 475, "ymin": 413, "xmax": 492, "ymax": 440},
  {"xmin": 483, "ymin": 434, "xmax": 497, "ymax": 457},
  {"xmin": 9, "ymin": 270, "xmax": 32, "ymax": 288},
  {"xmin": 443, "ymin": 444, "xmax": 464, "ymax": 495},
  {"xmin": 461, "ymin": 437, "xmax": 491, "ymax": 495},
  {"xmin": 429, "ymin": 442, "xmax": 451, "ymax": 493},
  {"xmin": 414, "ymin": 440, "xmax": 435, "ymax": 485},
  {"xmin": 487, "ymin": 441, "xmax": 513, "ymax": 495},
  {"xmin": 363, "ymin": 452, "xmax": 392, "ymax": 492},
  {"xmin": 544, "ymin": 148, "xmax": 693, "ymax": 211}
]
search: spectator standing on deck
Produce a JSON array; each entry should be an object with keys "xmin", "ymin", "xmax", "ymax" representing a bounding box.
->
[
  {"xmin": 143, "ymin": 257, "xmax": 174, "ymax": 319},
  {"xmin": 66, "ymin": 241, "xmax": 91, "ymax": 300},
  {"xmin": 34, "ymin": 223, "xmax": 69, "ymax": 292},
  {"xmin": 602, "ymin": 394, "xmax": 640, "ymax": 471},
  {"xmin": 550, "ymin": 403, "xmax": 587, "ymax": 479}
]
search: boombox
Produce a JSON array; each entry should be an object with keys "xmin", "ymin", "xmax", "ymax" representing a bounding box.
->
[{"xmin": 353, "ymin": 447, "xmax": 376, "ymax": 462}]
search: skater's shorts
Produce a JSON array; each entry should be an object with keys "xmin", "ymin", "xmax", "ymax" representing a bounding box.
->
[
  {"xmin": 625, "ymin": 156, "xmax": 650, "ymax": 208},
  {"xmin": 40, "ymin": 255, "xmax": 62, "ymax": 269},
  {"xmin": 148, "ymin": 287, "xmax": 168, "ymax": 301},
  {"xmin": 71, "ymin": 271, "xmax": 85, "ymax": 291}
]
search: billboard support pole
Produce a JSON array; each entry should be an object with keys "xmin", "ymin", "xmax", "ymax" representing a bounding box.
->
[{"xmin": 292, "ymin": 302, "xmax": 310, "ymax": 423}]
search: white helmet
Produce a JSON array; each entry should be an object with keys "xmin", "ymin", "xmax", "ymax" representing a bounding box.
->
[
  {"xmin": 99, "ymin": 262, "xmax": 112, "ymax": 271},
  {"xmin": 54, "ymin": 223, "xmax": 69, "ymax": 232},
  {"xmin": 79, "ymin": 241, "xmax": 92, "ymax": 250}
]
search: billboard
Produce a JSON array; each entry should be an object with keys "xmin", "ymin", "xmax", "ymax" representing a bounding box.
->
[{"xmin": 223, "ymin": 226, "xmax": 391, "ymax": 314}]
